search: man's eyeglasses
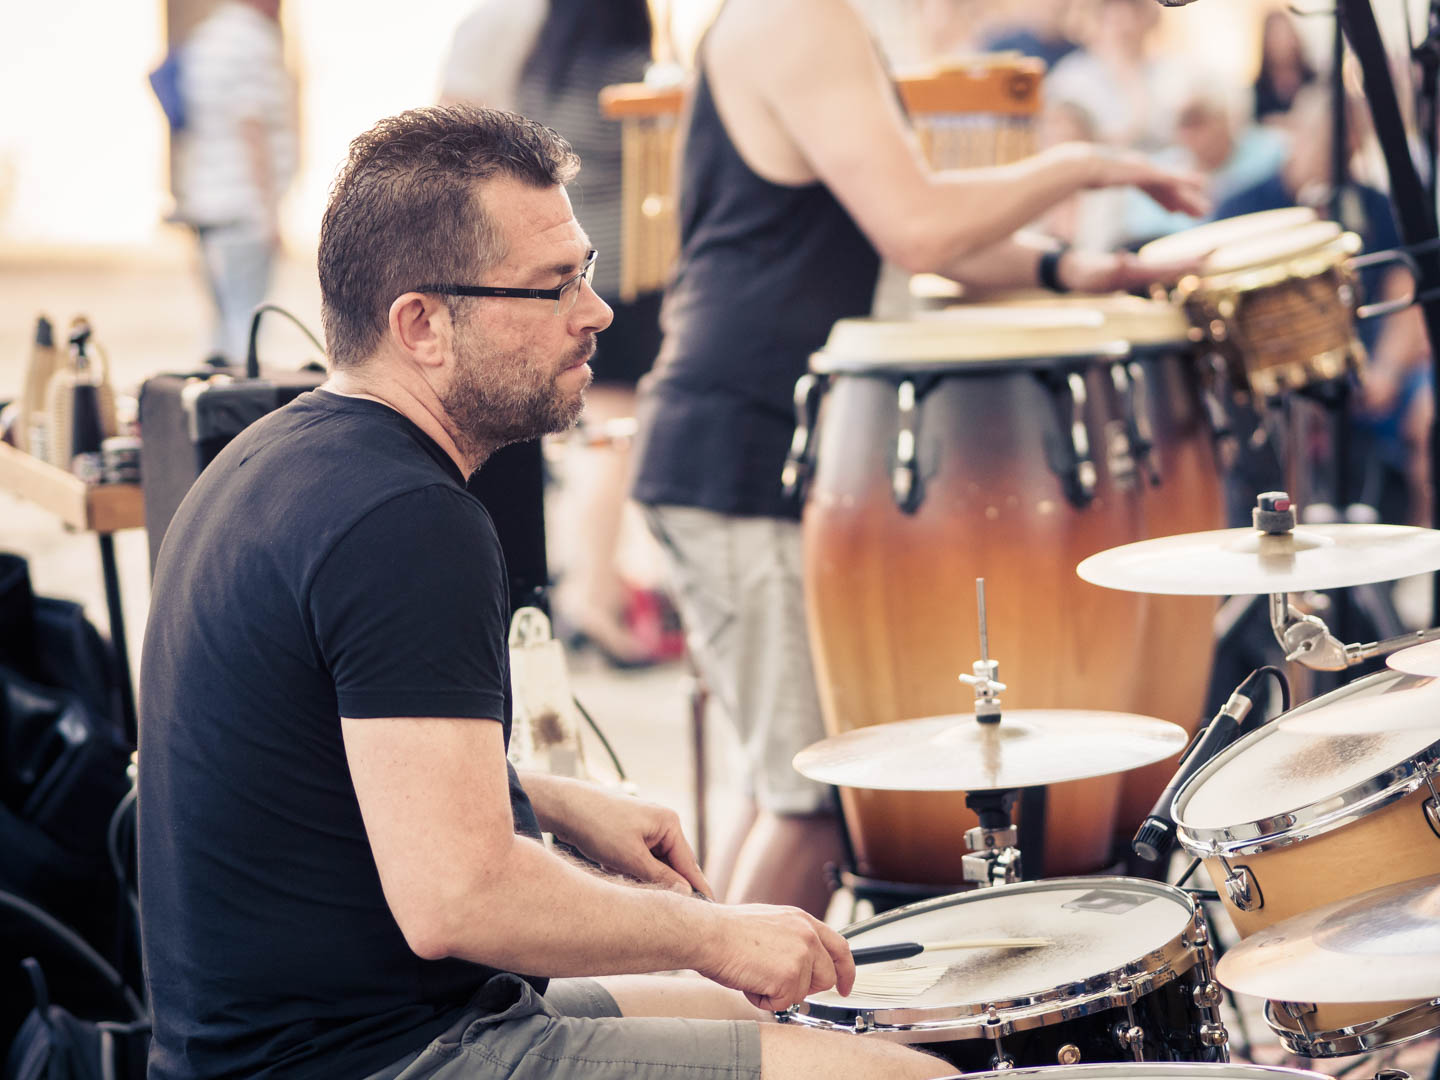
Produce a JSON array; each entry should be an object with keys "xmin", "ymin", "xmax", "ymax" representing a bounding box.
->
[{"xmin": 416, "ymin": 250, "xmax": 597, "ymax": 315}]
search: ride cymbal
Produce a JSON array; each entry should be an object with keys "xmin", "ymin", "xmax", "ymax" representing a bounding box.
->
[
  {"xmin": 1217, "ymin": 874, "xmax": 1440, "ymax": 1004},
  {"xmin": 1077, "ymin": 524, "xmax": 1440, "ymax": 596},
  {"xmin": 792, "ymin": 710, "xmax": 1186, "ymax": 792}
]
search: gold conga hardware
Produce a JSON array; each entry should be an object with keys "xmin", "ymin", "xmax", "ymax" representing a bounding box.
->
[
  {"xmin": 1056, "ymin": 1044, "xmax": 1082, "ymax": 1066},
  {"xmin": 1123, "ymin": 361, "xmax": 1160, "ymax": 484}
]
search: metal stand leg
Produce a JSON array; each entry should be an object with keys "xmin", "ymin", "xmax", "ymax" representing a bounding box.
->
[
  {"xmin": 688, "ymin": 657, "xmax": 708, "ymax": 868},
  {"xmin": 98, "ymin": 532, "xmax": 137, "ymax": 746}
]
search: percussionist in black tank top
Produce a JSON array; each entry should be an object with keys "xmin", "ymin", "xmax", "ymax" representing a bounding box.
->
[{"xmin": 633, "ymin": 0, "xmax": 1209, "ymax": 917}]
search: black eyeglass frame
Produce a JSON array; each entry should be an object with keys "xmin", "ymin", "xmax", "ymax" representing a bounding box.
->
[{"xmin": 415, "ymin": 250, "xmax": 597, "ymax": 314}]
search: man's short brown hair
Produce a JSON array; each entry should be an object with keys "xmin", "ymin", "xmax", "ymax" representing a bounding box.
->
[{"xmin": 318, "ymin": 106, "xmax": 580, "ymax": 369}]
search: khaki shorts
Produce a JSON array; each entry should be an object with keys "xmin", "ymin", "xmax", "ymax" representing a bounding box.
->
[
  {"xmin": 366, "ymin": 977, "xmax": 760, "ymax": 1080},
  {"xmin": 643, "ymin": 504, "xmax": 831, "ymax": 816}
]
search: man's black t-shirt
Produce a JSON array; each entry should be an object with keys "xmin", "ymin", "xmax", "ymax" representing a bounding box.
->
[{"xmin": 138, "ymin": 390, "xmax": 544, "ymax": 1080}]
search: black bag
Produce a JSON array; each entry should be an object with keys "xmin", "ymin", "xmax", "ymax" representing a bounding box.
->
[{"xmin": 4, "ymin": 960, "xmax": 148, "ymax": 1080}]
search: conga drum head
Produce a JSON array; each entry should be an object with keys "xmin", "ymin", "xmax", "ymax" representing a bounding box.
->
[
  {"xmin": 814, "ymin": 312, "xmax": 1127, "ymax": 372},
  {"xmin": 1200, "ymin": 220, "xmax": 1356, "ymax": 279},
  {"xmin": 1138, "ymin": 207, "xmax": 1320, "ymax": 265}
]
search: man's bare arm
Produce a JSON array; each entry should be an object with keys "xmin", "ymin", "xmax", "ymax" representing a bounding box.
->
[{"xmin": 341, "ymin": 716, "xmax": 851, "ymax": 1009}]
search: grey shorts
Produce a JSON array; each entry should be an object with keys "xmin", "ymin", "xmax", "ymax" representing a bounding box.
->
[
  {"xmin": 366, "ymin": 977, "xmax": 761, "ymax": 1080},
  {"xmin": 643, "ymin": 504, "xmax": 830, "ymax": 815}
]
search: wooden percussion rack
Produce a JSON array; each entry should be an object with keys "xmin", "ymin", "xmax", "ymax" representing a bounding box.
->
[{"xmin": 597, "ymin": 56, "xmax": 1044, "ymax": 301}]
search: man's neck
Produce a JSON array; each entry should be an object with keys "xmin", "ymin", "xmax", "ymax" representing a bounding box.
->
[{"xmin": 322, "ymin": 368, "xmax": 494, "ymax": 477}]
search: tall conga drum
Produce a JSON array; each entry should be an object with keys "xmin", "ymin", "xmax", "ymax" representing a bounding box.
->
[{"xmin": 796, "ymin": 308, "xmax": 1167, "ymax": 884}]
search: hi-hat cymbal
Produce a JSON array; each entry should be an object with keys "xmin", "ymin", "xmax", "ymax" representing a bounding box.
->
[
  {"xmin": 792, "ymin": 710, "xmax": 1186, "ymax": 792},
  {"xmin": 1077, "ymin": 524, "xmax": 1440, "ymax": 596},
  {"xmin": 1217, "ymin": 873, "xmax": 1440, "ymax": 1004},
  {"xmin": 1388, "ymin": 639, "xmax": 1440, "ymax": 677}
]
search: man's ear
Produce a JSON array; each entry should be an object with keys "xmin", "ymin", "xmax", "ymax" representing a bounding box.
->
[{"xmin": 388, "ymin": 292, "xmax": 452, "ymax": 372}]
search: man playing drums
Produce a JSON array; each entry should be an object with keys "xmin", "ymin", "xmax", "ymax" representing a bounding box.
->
[
  {"xmin": 633, "ymin": 0, "xmax": 1209, "ymax": 916},
  {"xmin": 139, "ymin": 106, "xmax": 960, "ymax": 1079}
]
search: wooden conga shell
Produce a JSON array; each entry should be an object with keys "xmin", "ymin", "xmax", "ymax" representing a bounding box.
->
[{"xmin": 803, "ymin": 357, "xmax": 1147, "ymax": 883}]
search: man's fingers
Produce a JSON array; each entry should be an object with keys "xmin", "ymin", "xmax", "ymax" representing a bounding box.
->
[
  {"xmin": 652, "ymin": 829, "xmax": 715, "ymax": 899},
  {"xmin": 808, "ymin": 916, "xmax": 855, "ymax": 997}
]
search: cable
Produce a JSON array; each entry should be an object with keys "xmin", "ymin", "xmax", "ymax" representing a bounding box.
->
[
  {"xmin": 0, "ymin": 889, "xmax": 146, "ymax": 1020},
  {"xmin": 106, "ymin": 787, "xmax": 141, "ymax": 926},
  {"xmin": 1252, "ymin": 663, "xmax": 1291, "ymax": 714},
  {"xmin": 1175, "ymin": 857, "xmax": 1202, "ymax": 888},
  {"xmin": 245, "ymin": 303, "xmax": 326, "ymax": 379},
  {"xmin": 571, "ymin": 695, "xmax": 627, "ymax": 782}
]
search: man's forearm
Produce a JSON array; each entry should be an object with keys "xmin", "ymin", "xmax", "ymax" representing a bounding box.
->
[
  {"xmin": 937, "ymin": 232, "xmax": 1052, "ymax": 291},
  {"xmin": 429, "ymin": 831, "xmax": 715, "ymax": 977},
  {"xmin": 516, "ymin": 769, "xmax": 590, "ymax": 838}
]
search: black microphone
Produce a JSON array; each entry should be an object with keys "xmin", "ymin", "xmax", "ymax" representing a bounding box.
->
[{"xmin": 1132, "ymin": 668, "xmax": 1269, "ymax": 862}]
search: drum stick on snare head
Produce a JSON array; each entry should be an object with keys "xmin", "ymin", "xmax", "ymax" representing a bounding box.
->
[{"xmin": 852, "ymin": 938, "xmax": 1054, "ymax": 965}]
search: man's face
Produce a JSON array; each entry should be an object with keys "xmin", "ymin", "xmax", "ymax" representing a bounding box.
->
[{"xmin": 441, "ymin": 178, "xmax": 613, "ymax": 452}]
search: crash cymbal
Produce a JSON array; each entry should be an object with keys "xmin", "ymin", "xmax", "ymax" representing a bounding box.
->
[
  {"xmin": 792, "ymin": 710, "xmax": 1187, "ymax": 792},
  {"xmin": 1217, "ymin": 873, "xmax": 1440, "ymax": 1004},
  {"xmin": 1077, "ymin": 524, "xmax": 1440, "ymax": 596},
  {"xmin": 1388, "ymin": 638, "xmax": 1440, "ymax": 677}
]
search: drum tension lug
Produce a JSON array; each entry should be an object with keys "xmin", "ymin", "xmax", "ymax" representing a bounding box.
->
[
  {"xmin": 1419, "ymin": 761, "xmax": 1440, "ymax": 839},
  {"xmin": 781, "ymin": 373, "xmax": 825, "ymax": 502},
  {"xmin": 1216, "ymin": 854, "xmax": 1263, "ymax": 912}
]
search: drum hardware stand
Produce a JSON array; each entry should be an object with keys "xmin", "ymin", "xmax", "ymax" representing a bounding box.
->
[
  {"xmin": 1253, "ymin": 491, "xmax": 1440, "ymax": 669},
  {"xmin": 959, "ymin": 579, "xmax": 1025, "ymax": 887}
]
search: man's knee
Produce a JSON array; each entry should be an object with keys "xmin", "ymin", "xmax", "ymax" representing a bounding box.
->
[{"xmin": 759, "ymin": 1024, "xmax": 953, "ymax": 1079}]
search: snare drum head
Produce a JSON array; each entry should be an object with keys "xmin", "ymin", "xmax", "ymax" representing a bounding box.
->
[
  {"xmin": 803, "ymin": 878, "xmax": 1194, "ymax": 1013},
  {"xmin": 1200, "ymin": 220, "xmax": 1348, "ymax": 276},
  {"xmin": 1138, "ymin": 208, "xmax": 1319, "ymax": 265},
  {"xmin": 1175, "ymin": 670, "xmax": 1440, "ymax": 845}
]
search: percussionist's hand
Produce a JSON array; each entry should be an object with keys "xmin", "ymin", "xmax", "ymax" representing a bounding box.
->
[
  {"xmin": 540, "ymin": 778, "xmax": 713, "ymax": 898},
  {"xmin": 1058, "ymin": 248, "xmax": 1201, "ymax": 295},
  {"xmin": 1049, "ymin": 142, "xmax": 1211, "ymax": 218},
  {"xmin": 695, "ymin": 903, "xmax": 856, "ymax": 1011}
]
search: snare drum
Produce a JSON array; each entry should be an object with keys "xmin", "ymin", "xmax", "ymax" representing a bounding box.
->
[
  {"xmin": 1174, "ymin": 669, "xmax": 1440, "ymax": 1056},
  {"xmin": 794, "ymin": 304, "xmax": 1222, "ymax": 884},
  {"xmin": 783, "ymin": 877, "xmax": 1228, "ymax": 1067},
  {"xmin": 1143, "ymin": 214, "xmax": 1365, "ymax": 399}
]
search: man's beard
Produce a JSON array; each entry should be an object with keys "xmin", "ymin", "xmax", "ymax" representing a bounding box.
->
[{"xmin": 443, "ymin": 329, "xmax": 594, "ymax": 461}]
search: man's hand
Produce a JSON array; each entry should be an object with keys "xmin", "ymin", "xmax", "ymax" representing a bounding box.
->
[
  {"xmin": 527, "ymin": 775, "xmax": 713, "ymax": 898},
  {"xmin": 694, "ymin": 903, "xmax": 856, "ymax": 1011}
]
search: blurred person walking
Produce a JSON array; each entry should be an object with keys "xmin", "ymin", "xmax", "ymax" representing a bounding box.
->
[
  {"xmin": 171, "ymin": 0, "xmax": 297, "ymax": 367},
  {"xmin": 1253, "ymin": 9, "xmax": 1318, "ymax": 123},
  {"xmin": 441, "ymin": 1, "xmax": 670, "ymax": 667}
]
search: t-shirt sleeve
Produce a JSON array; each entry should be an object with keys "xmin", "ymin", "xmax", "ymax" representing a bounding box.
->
[{"xmin": 309, "ymin": 485, "xmax": 510, "ymax": 721}]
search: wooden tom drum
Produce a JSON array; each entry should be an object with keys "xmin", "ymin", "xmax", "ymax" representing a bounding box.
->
[{"xmin": 1174, "ymin": 669, "xmax": 1440, "ymax": 1056}]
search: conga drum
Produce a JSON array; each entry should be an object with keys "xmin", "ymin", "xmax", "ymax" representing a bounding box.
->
[
  {"xmin": 796, "ymin": 308, "xmax": 1166, "ymax": 884},
  {"xmin": 1140, "ymin": 210, "xmax": 1366, "ymax": 399}
]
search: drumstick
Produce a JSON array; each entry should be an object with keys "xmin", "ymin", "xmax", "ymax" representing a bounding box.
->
[{"xmin": 853, "ymin": 938, "xmax": 1054, "ymax": 965}]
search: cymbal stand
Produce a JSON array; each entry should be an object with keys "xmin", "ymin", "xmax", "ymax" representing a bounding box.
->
[
  {"xmin": 958, "ymin": 578, "xmax": 1023, "ymax": 887},
  {"xmin": 1256, "ymin": 492, "xmax": 1440, "ymax": 669}
]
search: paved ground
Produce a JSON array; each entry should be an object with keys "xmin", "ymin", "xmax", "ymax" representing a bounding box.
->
[{"xmin": 2, "ymin": 245, "xmax": 1436, "ymax": 1076}]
